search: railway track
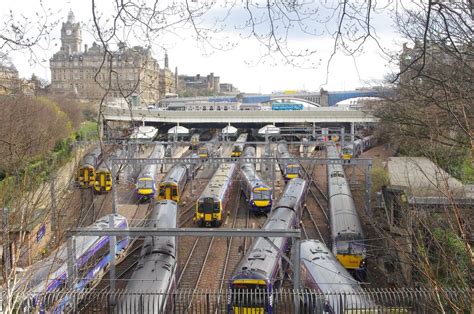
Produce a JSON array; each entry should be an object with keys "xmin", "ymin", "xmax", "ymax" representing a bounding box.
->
[
  {"xmin": 213, "ymin": 191, "xmax": 249, "ymax": 313},
  {"xmin": 299, "ymin": 156, "xmax": 331, "ymax": 245}
]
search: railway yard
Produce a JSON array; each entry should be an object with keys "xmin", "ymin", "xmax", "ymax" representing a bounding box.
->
[{"xmin": 13, "ymin": 125, "xmax": 469, "ymax": 313}]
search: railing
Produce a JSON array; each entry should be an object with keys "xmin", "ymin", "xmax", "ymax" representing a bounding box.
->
[{"xmin": 12, "ymin": 288, "xmax": 470, "ymax": 313}]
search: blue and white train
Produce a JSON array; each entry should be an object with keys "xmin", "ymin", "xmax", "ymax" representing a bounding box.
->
[
  {"xmin": 136, "ymin": 144, "xmax": 165, "ymax": 200},
  {"xmin": 21, "ymin": 214, "xmax": 129, "ymax": 312},
  {"xmin": 229, "ymin": 178, "xmax": 307, "ymax": 313},
  {"xmin": 240, "ymin": 146, "xmax": 272, "ymax": 214},
  {"xmin": 119, "ymin": 200, "xmax": 178, "ymax": 313}
]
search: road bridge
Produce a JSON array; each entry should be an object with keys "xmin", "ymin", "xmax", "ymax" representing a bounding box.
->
[{"xmin": 103, "ymin": 107, "xmax": 378, "ymax": 124}]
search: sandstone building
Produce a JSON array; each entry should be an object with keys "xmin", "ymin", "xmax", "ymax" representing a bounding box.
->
[{"xmin": 49, "ymin": 11, "xmax": 174, "ymax": 103}]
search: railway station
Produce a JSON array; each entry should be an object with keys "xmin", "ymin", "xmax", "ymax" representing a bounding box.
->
[{"xmin": 6, "ymin": 103, "xmax": 469, "ymax": 313}]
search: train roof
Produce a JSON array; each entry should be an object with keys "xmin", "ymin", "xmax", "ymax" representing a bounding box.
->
[
  {"xmin": 300, "ymin": 240, "xmax": 364, "ymax": 293},
  {"xmin": 23, "ymin": 214, "xmax": 127, "ymax": 293},
  {"xmin": 162, "ymin": 163, "xmax": 187, "ymax": 183},
  {"xmin": 200, "ymin": 163, "xmax": 236, "ymax": 200}
]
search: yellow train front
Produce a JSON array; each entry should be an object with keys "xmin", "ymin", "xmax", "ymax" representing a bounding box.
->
[
  {"xmin": 77, "ymin": 165, "xmax": 96, "ymax": 188},
  {"xmin": 77, "ymin": 147, "xmax": 102, "ymax": 188},
  {"xmin": 195, "ymin": 163, "xmax": 236, "ymax": 227},
  {"xmin": 231, "ymin": 133, "xmax": 248, "ymax": 157},
  {"xmin": 93, "ymin": 162, "xmax": 113, "ymax": 193},
  {"xmin": 157, "ymin": 163, "xmax": 188, "ymax": 203}
]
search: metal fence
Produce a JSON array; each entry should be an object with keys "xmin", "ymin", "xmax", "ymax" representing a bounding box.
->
[{"xmin": 11, "ymin": 288, "xmax": 470, "ymax": 313}]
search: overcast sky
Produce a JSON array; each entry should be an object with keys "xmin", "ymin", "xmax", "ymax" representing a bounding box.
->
[{"xmin": 2, "ymin": 0, "xmax": 405, "ymax": 93}]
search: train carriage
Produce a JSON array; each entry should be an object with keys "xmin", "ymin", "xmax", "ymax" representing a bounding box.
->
[
  {"xmin": 157, "ymin": 154, "xmax": 200, "ymax": 203},
  {"xmin": 136, "ymin": 144, "xmax": 165, "ymax": 200},
  {"xmin": 240, "ymin": 146, "xmax": 272, "ymax": 214},
  {"xmin": 300, "ymin": 240, "xmax": 376, "ymax": 312},
  {"xmin": 120, "ymin": 200, "xmax": 177, "ymax": 313},
  {"xmin": 21, "ymin": 214, "xmax": 129, "ymax": 312},
  {"xmin": 77, "ymin": 146, "xmax": 102, "ymax": 188},
  {"xmin": 195, "ymin": 163, "xmax": 236, "ymax": 227},
  {"xmin": 93, "ymin": 159, "xmax": 113, "ymax": 193},
  {"xmin": 231, "ymin": 133, "xmax": 248, "ymax": 157},
  {"xmin": 276, "ymin": 140, "xmax": 300, "ymax": 180},
  {"xmin": 327, "ymin": 143, "xmax": 367, "ymax": 276},
  {"xmin": 229, "ymin": 178, "xmax": 307, "ymax": 313}
]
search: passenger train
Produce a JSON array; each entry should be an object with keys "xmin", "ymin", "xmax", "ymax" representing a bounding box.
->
[
  {"xmin": 190, "ymin": 133, "xmax": 200, "ymax": 150},
  {"xmin": 276, "ymin": 140, "xmax": 300, "ymax": 180},
  {"xmin": 341, "ymin": 135, "xmax": 376, "ymax": 159},
  {"xmin": 135, "ymin": 144, "xmax": 165, "ymax": 200},
  {"xmin": 93, "ymin": 158, "xmax": 114, "ymax": 193},
  {"xmin": 231, "ymin": 133, "xmax": 248, "ymax": 157},
  {"xmin": 198, "ymin": 138, "xmax": 219, "ymax": 158},
  {"xmin": 195, "ymin": 163, "xmax": 236, "ymax": 227},
  {"xmin": 21, "ymin": 214, "xmax": 129, "ymax": 312},
  {"xmin": 300, "ymin": 240, "xmax": 375, "ymax": 312},
  {"xmin": 157, "ymin": 154, "xmax": 200, "ymax": 203},
  {"xmin": 327, "ymin": 143, "xmax": 367, "ymax": 277},
  {"xmin": 120, "ymin": 200, "xmax": 177, "ymax": 313},
  {"xmin": 240, "ymin": 146, "xmax": 272, "ymax": 214},
  {"xmin": 229, "ymin": 178, "xmax": 307, "ymax": 313},
  {"xmin": 77, "ymin": 146, "xmax": 102, "ymax": 188}
]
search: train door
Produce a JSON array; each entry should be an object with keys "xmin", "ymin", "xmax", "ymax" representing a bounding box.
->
[{"xmin": 165, "ymin": 185, "xmax": 172, "ymax": 200}]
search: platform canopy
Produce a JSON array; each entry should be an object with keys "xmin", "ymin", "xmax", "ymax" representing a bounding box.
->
[
  {"xmin": 222, "ymin": 125, "xmax": 238, "ymax": 136},
  {"xmin": 130, "ymin": 126, "xmax": 158, "ymax": 141},
  {"xmin": 168, "ymin": 125, "xmax": 190, "ymax": 135}
]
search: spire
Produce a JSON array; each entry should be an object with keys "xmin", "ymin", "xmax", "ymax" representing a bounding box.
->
[
  {"xmin": 67, "ymin": 10, "xmax": 75, "ymax": 23},
  {"xmin": 164, "ymin": 51, "xmax": 169, "ymax": 68}
]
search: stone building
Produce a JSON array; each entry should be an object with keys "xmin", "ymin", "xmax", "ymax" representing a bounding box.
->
[
  {"xmin": 177, "ymin": 72, "xmax": 220, "ymax": 96},
  {"xmin": 159, "ymin": 53, "xmax": 176, "ymax": 98},
  {"xmin": 0, "ymin": 62, "xmax": 20, "ymax": 95},
  {"xmin": 49, "ymin": 11, "xmax": 163, "ymax": 103}
]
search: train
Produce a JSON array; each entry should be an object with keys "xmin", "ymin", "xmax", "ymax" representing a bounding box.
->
[
  {"xmin": 195, "ymin": 163, "xmax": 236, "ymax": 227},
  {"xmin": 157, "ymin": 154, "xmax": 200, "ymax": 203},
  {"xmin": 21, "ymin": 214, "xmax": 129, "ymax": 312},
  {"xmin": 341, "ymin": 135, "xmax": 376, "ymax": 159},
  {"xmin": 276, "ymin": 140, "xmax": 300, "ymax": 180},
  {"xmin": 240, "ymin": 146, "xmax": 272, "ymax": 214},
  {"xmin": 93, "ymin": 158, "xmax": 114, "ymax": 193},
  {"xmin": 76, "ymin": 146, "xmax": 102, "ymax": 188},
  {"xmin": 231, "ymin": 133, "xmax": 248, "ymax": 157},
  {"xmin": 271, "ymin": 102, "xmax": 304, "ymax": 110},
  {"xmin": 120, "ymin": 200, "xmax": 177, "ymax": 313},
  {"xmin": 300, "ymin": 240, "xmax": 375, "ymax": 312},
  {"xmin": 229, "ymin": 178, "xmax": 307, "ymax": 313},
  {"xmin": 190, "ymin": 133, "xmax": 200, "ymax": 150},
  {"xmin": 198, "ymin": 138, "xmax": 219, "ymax": 158},
  {"xmin": 327, "ymin": 143, "xmax": 367, "ymax": 277},
  {"xmin": 135, "ymin": 144, "xmax": 165, "ymax": 200}
]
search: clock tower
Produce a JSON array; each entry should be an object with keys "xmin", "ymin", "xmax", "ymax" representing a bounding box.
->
[{"xmin": 60, "ymin": 10, "xmax": 82, "ymax": 54}]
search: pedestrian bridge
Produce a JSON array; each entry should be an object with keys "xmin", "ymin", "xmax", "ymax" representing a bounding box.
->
[{"xmin": 103, "ymin": 107, "xmax": 378, "ymax": 124}]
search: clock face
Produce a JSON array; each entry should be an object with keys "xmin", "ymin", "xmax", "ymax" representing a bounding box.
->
[{"xmin": 66, "ymin": 29, "xmax": 72, "ymax": 36}]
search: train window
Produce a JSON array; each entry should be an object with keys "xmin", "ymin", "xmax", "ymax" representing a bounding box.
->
[
  {"xmin": 172, "ymin": 187, "xmax": 178, "ymax": 196},
  {"xmin": 217, "ymin": 106, "xmax": 221, "ymax": 110},
  {"xmin": 213, "ymin": 203, "xmax": 220, "ymax": 213},
  {"xmin": 159, "ymin": 187, "xmax": 165, "ymax": 196},
  {"xmin": 210, "ymin": 106, "xmax": 214, "ymax": 111}
]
